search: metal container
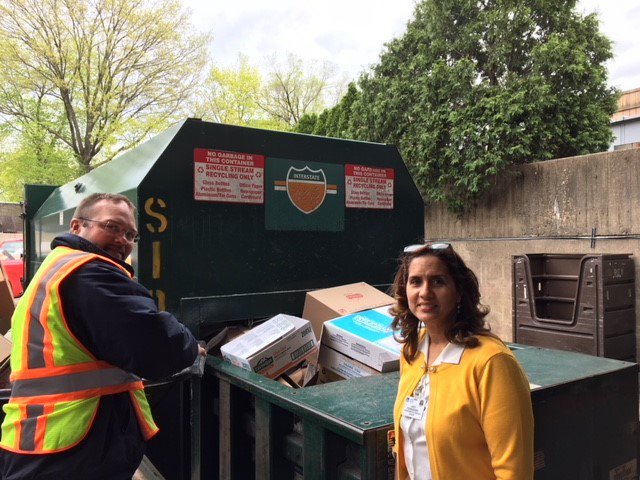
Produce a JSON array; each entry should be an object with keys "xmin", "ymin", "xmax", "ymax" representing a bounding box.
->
[
  {"xmin": 187, "ymin": 291, "xmax": 639, "ymax": 479},
  {"xmin": 513, "ymin": 254, "xmax": 636, "ymax": 361}
]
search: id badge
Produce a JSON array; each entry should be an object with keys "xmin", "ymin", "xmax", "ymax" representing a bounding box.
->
[{"xmin": 402, "ymin": 396, "xmax": 426, "ymax": 420}]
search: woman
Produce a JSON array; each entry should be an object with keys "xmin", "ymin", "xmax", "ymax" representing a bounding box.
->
[{"xmin": 391, "ymin": 243, "xmax": 534, "ymax": 480}]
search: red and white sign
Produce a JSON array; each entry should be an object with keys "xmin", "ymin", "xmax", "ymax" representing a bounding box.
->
[
  {"xmin": 194, "ymin": 149, "xmax": 264, "ymax": 204},
  {"xmin": 345, "ymin": 164, "xmax": 394, "ymax": 210}
]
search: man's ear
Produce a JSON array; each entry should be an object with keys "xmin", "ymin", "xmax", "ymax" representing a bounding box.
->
[{"xmin": 69, "ymin": 218, "xmax": 82, "ymax": 235}]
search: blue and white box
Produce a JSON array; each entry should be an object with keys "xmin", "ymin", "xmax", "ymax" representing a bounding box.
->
[{"xmin": 320, "ymin": 306, "xmax": 402, "ymax": 372}]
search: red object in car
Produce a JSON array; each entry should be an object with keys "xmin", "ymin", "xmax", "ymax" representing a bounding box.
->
[{"xmin": 0, "ymin": 237, "xmax": 24, "ymax": 298}]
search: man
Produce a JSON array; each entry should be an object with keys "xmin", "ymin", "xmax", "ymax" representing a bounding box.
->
[{"xmin": 0, "ymin": 193, "xmax": 205, "ymax": 480}]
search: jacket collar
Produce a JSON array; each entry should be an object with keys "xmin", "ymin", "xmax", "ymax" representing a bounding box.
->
[{"xmin": 51, "ymin": 233, "xmax": 135, "ymax": 276}]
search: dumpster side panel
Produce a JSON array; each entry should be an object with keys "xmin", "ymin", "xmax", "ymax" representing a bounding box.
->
[{"xmin": 138, "ymin": 121, "xmax": 424, "ymax": 315}]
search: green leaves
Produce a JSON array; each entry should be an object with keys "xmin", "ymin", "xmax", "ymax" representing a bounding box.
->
[
  {"xmin": 298, "ymin": 0, "xmax": 617, "ymax": 213},
  {"xmin": 193, "ymin": 54, "xmax": 263, "ymax": 127},
  {"xmin": 193, "ymin": 52, "xmax": 341, "ymax": 132},
  {"xmin": 0, "ymin": 0, "xmax": 210, "ymax": 182}
]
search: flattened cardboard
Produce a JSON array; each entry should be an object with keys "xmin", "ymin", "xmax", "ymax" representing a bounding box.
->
[
  {"xmin": 0, "ymin": 262, "xmax": 15, "ymax": 334},
  {"xmin": 302, "ymin": 282, "xmax": 394, "ymax": 340},
  {"xmin": 321, "ymin": 306, "xmax": 401, "ymax": 372},
  {"xmin": 0, "ymin": 334, "xmax": 11, "ymax": 371},
  {"xmin": 221, "ymin": 314, "xmax": 318, "ymax": 379}
]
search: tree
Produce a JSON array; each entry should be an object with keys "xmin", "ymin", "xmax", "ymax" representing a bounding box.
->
[
  {"xmin": 0, "ymin": 0, "xmax": 210, "ymax": 173},
  {"xmin": 193, "ymin": 52, "xmax": 342, "ymax": 131},
  {"xmin": 301, "ymin": 0, "xmax": 618, "ymax": 212},
  {"xmin": 296, "ymin": 82, "xmax": 361, "ymax": 138},
  {"xmin": 0, "ymin": 120, "xmax": 80, "ymax": 202},
  {"xmin": 0, "ymin": 92, "xmax": 80, "ymax": 201},
  {"xmin": 258, "ymin": 53, "xmax": 336, "ymax": 127},
  {"xmin": 194, "ymin": 54, "xmax": 265, "ymax": 127}
]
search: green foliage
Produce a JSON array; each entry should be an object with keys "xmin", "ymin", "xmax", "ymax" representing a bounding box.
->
[
  {"xmin": 194, "ymin": 52, "xmax": 341, "ymax": 132},
  {"xmin": 295, "ymin": 82, "xmax": 361, "ymax": 138},
  {"xmin": 293, "ymin": 113, "xmax": 319, "ymax": 134},
  {"xmin": 0, "ymin": 0, "xmax": 210, "ymax": 173},
  {"xmin": 194, "ymin": 54, "xmax": 267, "ymax": 127},
  {"xmin": 0, "ymin": 121, "xmax": 81, "ymax": 202},
  {"xmin": 302, "ymin": 0, "xmax": 618, "ymax": 212}
]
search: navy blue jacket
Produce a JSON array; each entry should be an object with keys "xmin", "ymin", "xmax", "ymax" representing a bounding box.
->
[{"xmin": 0, "ymin": 234, "xmax": 199, "ymax": 480}]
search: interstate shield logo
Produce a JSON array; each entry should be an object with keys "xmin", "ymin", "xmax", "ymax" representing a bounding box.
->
[
  {"xmin": 286, "ymin": 166, "xmax": 327, "ymax": 214},
  {"xmin": 266, "ymin": 158, "xmax": 343, "ymax": 231}
]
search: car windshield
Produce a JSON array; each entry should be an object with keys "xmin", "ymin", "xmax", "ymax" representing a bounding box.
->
[{"xmin": 0, "ymin": 241, "xmax": 23, "ymax": 260}]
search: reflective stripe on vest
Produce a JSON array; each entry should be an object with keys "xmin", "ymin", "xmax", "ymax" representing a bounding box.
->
[
  {"xmin": 0, "ymin": 247, "xmax": 159, "ymax": 454},
  {"xmin": 11, "ymin": 366, "xmax": 141, "ymax": 400},
  {"xmin": 26, "ymin": 251, "xmax": 87, "ymax": 370}
]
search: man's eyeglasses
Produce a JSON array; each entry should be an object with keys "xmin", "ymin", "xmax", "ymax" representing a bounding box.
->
[
  {"xmin": 78, "ymin": 217, "xmax": 140, "ymax": 243},
  {"xmin": 403, "ymin": 242, "xmax": 452, "ymax": 253}
]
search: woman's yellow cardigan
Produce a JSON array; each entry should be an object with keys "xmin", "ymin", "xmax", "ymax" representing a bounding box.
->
[{"xmin": 393, "ymin": 334, "xmax": 534, "ymax": 480}]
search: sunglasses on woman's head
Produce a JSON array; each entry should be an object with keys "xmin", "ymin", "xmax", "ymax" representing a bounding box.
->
[{"xmin": 403, "ymin": 242, "xmax": 452, "ymax": 253}]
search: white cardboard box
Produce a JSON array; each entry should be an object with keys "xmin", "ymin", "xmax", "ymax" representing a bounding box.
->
[
  {"xmin": 318, "ymin": 344, "xmax": 379, "ymax": 379},
  {"xmin": 320, "ymin": 306, "xmax": 402, "ymax": 372},
  {"xmin": 221, "ymin": 314, "xmax": 318, "ymax": 379}
]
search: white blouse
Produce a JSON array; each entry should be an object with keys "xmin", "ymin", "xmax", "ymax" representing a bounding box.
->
[{"xmin": 399, "ymin": 339, "xmax": 465, "ymax": 480}]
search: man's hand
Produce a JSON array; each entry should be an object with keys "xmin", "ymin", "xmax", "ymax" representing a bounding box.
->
[{"xmin": 198, "ymin": 345, "xmax": 207, "ymax": 357}]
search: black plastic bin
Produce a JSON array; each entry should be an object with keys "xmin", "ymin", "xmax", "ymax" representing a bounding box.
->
[{"xmin": 513, "ymin": 253, "xmax": 636, "ymax": 361}]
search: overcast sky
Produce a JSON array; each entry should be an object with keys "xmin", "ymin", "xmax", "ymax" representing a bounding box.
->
[{"xmin": 185, "ymin": 0, "xmax": 640, "ymax": 92}]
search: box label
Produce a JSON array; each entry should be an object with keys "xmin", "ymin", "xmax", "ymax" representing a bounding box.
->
[
  {"xmin": 322, "ymin": 307, "xmax": 401, "ymax": 371},
  {"xmin": 291, "ymin": 340, "xmax": 316, "ymax": 361},
  {"xmin": 254, "ymin": 356, "xmax": 274, "ymax": 373},
  {"xmin": 345, "ymin": 164, "xmax": 394, "ymax": 210},
  {"xmin": 331, "ymin": 309, "xmax": 394, "ymax": 345},
  {"xmin": 194, "ymin": 148, "xmax": 265, "ymax": 204}
]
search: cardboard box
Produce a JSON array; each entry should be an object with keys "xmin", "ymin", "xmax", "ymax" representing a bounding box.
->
[
  {"xmin": 221, "ymin": 314, "xmax": 318, "ymax": 379},
  {"xmin": 321, "ymin": 306, "xmax": 401, "ymax": 372},
  {"xmin": 0, "ymin": 334, "xmax": 11, "ymax": 389},
  {"xmin": 0, "ymin": 262, "xmax": 14, "ymax": 334},
  {"xmin": 318, "ymin": 344, "xmax": 379, "ymax": 379},
  {"xmin": 316, "ymin": 366, "xmax": 345, "ymax": 384},
  {"xmin": 277, "ymin": 364, "xmax": 311, "ymax": 389},
  {"xmin": 0, "ymin": 334, "xmax": 10, "ymax": 370},
  {"xmin": 302, "ymin": 282, "xmax": 394, "ymax": 340}
]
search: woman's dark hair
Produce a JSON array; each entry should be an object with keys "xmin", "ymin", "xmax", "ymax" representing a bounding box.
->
[{"xmin": 390, "ymin": 243, "xmax": 491, "ymax": 363}]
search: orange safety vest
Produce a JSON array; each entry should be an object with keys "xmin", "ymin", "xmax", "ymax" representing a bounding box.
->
[{"xmin": 0, "ymin": 247, "xmax": 158, "ymax": 454}]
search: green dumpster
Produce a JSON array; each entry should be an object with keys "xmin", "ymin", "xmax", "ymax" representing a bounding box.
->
[
  {"xmin": 23, "ymin": 119, "xmax": 425, "ymax": 479},
  {"xmin": 185, "ymin": 290, "xmax": 639, "ymax": 479}
]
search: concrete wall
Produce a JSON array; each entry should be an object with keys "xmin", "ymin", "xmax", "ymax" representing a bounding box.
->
[{"xmin": 424, "ymin": 149, "xmax": 640, "ymax": 356}]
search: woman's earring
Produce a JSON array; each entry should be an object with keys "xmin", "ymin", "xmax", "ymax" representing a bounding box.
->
[{"xmin": 457, "ymin": 303, "xmax": 461, "ymax": 318}]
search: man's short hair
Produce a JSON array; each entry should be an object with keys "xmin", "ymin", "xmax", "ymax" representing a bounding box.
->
[{"xmin": 73, "ymin": 193, "xmax": 136, "ymax": 220}]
